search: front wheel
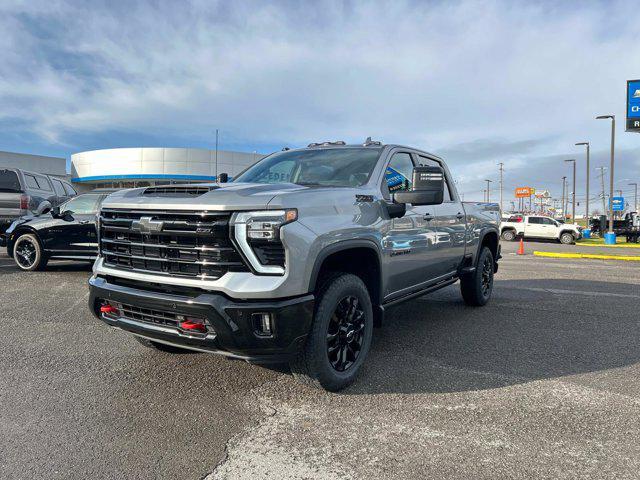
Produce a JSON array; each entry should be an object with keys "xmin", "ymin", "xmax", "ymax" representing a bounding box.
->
[
  {"xmin": 501, "ymin": 229, "xmax": 516, "ymax": 241},
  {"xmin": 560, "ymin": 232, "xmax": 575, "ymax": 245},
  {"xmin": 13, "ymin": 234, "xmax": 48, "ymax": 271},
  {"xmin": 460, "ymin": 247, "xmax": 494, "ymax": 306},
  {"xmin": 290, "ymin": 273, "xmax": 373, "ymax": 391}
]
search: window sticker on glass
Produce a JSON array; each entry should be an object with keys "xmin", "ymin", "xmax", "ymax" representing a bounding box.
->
[{"xmin": 386, "ymin": 166, "xmax": 409, "ymax": 192}]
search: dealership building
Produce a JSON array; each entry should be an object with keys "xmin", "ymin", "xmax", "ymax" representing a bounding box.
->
[
  {"xmin": 70, "ymin": 147, "xmax": 265, "ymax": 189},
  {"xmin": 0, "ymin": 150, "xmax": 67, "ymax": 177}
]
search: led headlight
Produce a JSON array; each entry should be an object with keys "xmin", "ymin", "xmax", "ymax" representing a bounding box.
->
[{"xmin": 232, "ymin": 210, "xmax": 297, "ymax": 274}]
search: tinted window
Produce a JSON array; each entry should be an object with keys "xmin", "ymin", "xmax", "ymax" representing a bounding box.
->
[
  {"xmin": 61, "ymin": 195, "xmax": 100, "ymax": 215},
  {"xmin": 386, "ymin": 153, "xmax": 414, "ymax": 192},
  {"xmin": 528, "ymin": 217, "xmax": 542, "ymax": 224},
  {"xmin": 418, "ymin": 155, "xmax": 453, "ymax": 201},
  {"xmin": 541, "ymin": 217, "xmax": 556, "ymax": 225},
  {"xmin": 25, "ymin": 174, "xmax": 39, "ymax": 189},
  {"xmin": 35, "ymin": 174, "xmax": 52, "ymax": 191},
  {"xmin": 51, "ymin": 178, "xmax": 66, "ymax": 196},
  {"xmin": 234, "ymin": 148, "xmax": 382, "ymax": 187},
  {"xmin": 0, "ymin": 170, "xmax": 21, "ymax": 192},
  {"xmin": 63, "ymin": 182, "xmax": 77, "ymax": 196}
]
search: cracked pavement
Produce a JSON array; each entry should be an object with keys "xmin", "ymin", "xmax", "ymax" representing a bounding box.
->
[{"xmin": 1, "ymin": 241, "xmax": 640, "ymax": 479}]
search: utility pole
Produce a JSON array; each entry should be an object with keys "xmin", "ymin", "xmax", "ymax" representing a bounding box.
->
[
  {"xmin": 561, "ymin": 176, "xmax": 566, "ymax": 220},
  {"xmin": 576, "ymin": 142, "xmax": 590, "ymax": 225},
  {"xmin": 597, "ymin": 167, "xmax": 607, "ymax": 214},
  {"xmin": 482, "ymin": 189, "xmax": 487, "ymax": 202},
  {"xmin": 565, "ymin": 159, "xmax": 576, "ymax": 221},
  {"xmin": 215, "ymin": 129, "xmax": 219, "ymax": 182},
  {"xmin": 484, "ymin": 179, "xmax": 492, "ymax": 202},
  {"xmin": 596, "ymin": 114, "xmax": 616, "ymax": 235},
  {"xmin": 629, "ymin": 183, "xmax": 638, "ymax": 212},
  {"xmin": 498, "ymin": 163, "xmax": 504, "ymax": 212}
]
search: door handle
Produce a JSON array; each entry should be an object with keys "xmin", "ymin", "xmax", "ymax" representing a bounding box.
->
[
  {"xmin": 456, "ymin": 213, "xmax": 464, "ymax": 220},
  {"xmin": 79, "ymin": 220, "xmax": 90, "ymax": 225}
]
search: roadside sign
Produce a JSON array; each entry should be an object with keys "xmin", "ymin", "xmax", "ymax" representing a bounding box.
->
[
  {"xmin": 611, "ymin": 196, "xmax": 625, "ymax": 211},
  {"xmin": 627, "ymin": 80, "xmax": 640, "ymax": 132},
  {"xmin": 515, "ymin": 187, "xmax": 533, "ymax": 198}
]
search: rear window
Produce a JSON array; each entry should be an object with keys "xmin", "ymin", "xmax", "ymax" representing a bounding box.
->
[
  {"xmin": 25, "ymin": 174, "xmax": 39, "ymax": 189},
  {"xmin": 35, "ymin": 174, "xmax": 52, "ymax": 191},
  {"xmin": 0, "ymin": 170, "xmax": 21, "ymax": 192},
  {"xmin": 63, "ymin": 182, "xmax": 77, "ymax": 196},
  {"xmin": 51, "ymin": 178, "xmax": 66, "ymax": 196}
]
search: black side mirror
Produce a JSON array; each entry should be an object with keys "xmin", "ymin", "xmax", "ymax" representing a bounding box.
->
[
  {"xmin": 51, "ymin": 206, "xmax": 61, "ymax": 218},
  {"xmin": 218, "ymin": 172, "xmax": 229, "ymax": 183},
  {"xmin": 392, "ymin": 166, "xmax": 444, "ymax": 206}
]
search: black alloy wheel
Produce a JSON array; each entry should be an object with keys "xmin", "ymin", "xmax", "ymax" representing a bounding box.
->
[
  {"xmin": 480, "ymin": 253, "xmax": 493, "ymax": 298},
  {"xmin": 326, "ymin": 295, "xmax": 365, "ymax": 372},
  {"xmin": 13, "ymin": 234, "xmax": 47, "ymax": 271}
]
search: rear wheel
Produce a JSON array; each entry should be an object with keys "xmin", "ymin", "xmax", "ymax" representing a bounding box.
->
[
  {"xmin": 460, "ymin": 247, "xmax": 494, "ymax": 306},
  {"xmin": 501, "ymin": 229, "xmax": 516, "ymax": 241},
  {"xmin": 134, "ymin": 336, "xmax": 196, "ymax": 354},
  {"xmin": 13, "ymin": 234, "xmax": 48, "ymax": 271},
  {"xmin": 560, "ymin": 232, "xmax": 575, "ymax": 244},
  {"xmin": 290, "ymin": 273, "xmax": 373, "ymax": 391}
]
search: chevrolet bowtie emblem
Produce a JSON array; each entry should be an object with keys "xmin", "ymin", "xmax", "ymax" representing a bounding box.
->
[{"xmin": 131, "ymin": 216, "xmax": 164, "ymax": 233}]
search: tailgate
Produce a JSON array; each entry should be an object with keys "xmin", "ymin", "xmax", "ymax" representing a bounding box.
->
[{"xmin": 0, "ymin": 192, "xmax": 23, "ymax": 219}]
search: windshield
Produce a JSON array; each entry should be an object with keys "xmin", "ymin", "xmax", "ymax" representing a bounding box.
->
[
  {"xmin": 61, "ymin": 194, "xmax": 101, "ymax": 215},
  {"xmin": 234, "ymin": 147, "xmax": 382, "ymax": 187},
  {"xmin": 0, "ymin": 169, "xmax": 22, "ymax": 192}
]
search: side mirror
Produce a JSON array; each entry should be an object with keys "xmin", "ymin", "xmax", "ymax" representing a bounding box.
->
[
  {"xmin": 36, "ymin": 201, "xmax": 52, "ymax": 215},
  {"xmin": 218, "ymin": 172, "xmax": 229, "ymax": 183},
  {"xmin": 51, "ymin": 206, "xmax": 61, "ymax": 218},
  {"xmin": 392, "ymin": 166, "xmax": 444, "ymax": 206}
]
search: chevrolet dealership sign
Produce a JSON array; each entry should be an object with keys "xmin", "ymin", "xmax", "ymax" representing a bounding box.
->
[{"xmin": 627, "ymin": 80, "xmax": 640, "ymax": 132}]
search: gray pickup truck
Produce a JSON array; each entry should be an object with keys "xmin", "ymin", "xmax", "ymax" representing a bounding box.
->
[{"xmin": 89, "ymin": 140, "xmax": 500, "ymax": 390}]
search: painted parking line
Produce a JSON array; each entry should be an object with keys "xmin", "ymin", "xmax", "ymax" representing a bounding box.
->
[{"xmin": 533, "ymin": 251, "xmax": 640, "ymax": 261}]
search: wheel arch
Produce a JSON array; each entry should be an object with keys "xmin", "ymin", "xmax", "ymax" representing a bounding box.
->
[
  {"xmin": 7, "ymin": 226, "xmax": 41, "ymax": 258},
  {"xmin": 477, "ymin": 229, "xmax": 499, "ymax": 266}
]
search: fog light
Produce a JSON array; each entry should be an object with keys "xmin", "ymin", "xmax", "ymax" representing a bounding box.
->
[{"xmin": 252, "ymin": 312, "xmax": 273, "ymax": 336}]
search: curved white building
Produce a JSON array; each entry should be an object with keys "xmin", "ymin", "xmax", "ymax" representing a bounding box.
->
[{"xmin": 70, "ymin": 147, "xmax": 264, "ymax": 188}]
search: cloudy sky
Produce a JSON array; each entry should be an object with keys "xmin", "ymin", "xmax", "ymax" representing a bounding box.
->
[{"xmin": 1, "ymin": 0, "xmax": 639, "ymax": 207}]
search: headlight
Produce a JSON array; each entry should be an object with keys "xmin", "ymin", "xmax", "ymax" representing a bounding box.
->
[{"xmin": 232, "ymin": 209, "xmax": 297, "ymax": 275}]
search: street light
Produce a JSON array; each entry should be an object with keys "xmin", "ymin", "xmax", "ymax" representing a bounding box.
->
[
  {"xmin": 575, "ymin": 142, "xmax": 590, "ymax": 228},
  {"xmin": 629, "ymin": 183, "xmax": 638, "ymax": 212},
  {"xmin": 484, "ymin": 179, "xmax": 492, "ymax": 202},
  {"xmin": 564, "ymin": 159, "xmax": 576, "ymax": 222},
  {"xmin": 596, "ymin": 114, "xmax": 615, "ymax": 239}
]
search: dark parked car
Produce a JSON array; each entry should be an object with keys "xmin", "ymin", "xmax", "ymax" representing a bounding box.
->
[
  {"xmin": 5, "ymin": 190, "xmax": 116, "ymax": 271},
  {"xmin": 0, "ymin": 167, "xmax": 77, "ymax": 240}
]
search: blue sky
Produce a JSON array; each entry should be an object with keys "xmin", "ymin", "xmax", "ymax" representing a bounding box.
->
[{"xmin": 1, "ymin": 0, "xmax": 639, "ymax": 205}]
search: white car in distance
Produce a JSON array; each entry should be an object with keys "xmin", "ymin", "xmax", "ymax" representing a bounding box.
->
[{"xmin": 500, "ymin": 215, "xmax": 581, "ymax": 244}]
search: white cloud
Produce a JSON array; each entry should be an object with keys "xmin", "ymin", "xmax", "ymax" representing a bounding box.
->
[{"xmin": 0, "ymin": 0, "xmax": 639, "ymax": 202}]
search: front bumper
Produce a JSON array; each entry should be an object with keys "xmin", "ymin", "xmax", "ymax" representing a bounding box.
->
[{"xmin": 89, "ymin": 276, "xmax": 314, "ymax": 363}]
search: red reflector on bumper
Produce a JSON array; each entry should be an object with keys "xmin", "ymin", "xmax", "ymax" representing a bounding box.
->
[
  {"xmin": 100, "ymin": 305, "xmax": 118, "ymax": 314},
  {"xmin": 179, "ymin": 320, "xmax": 207, "ymax": 333}
]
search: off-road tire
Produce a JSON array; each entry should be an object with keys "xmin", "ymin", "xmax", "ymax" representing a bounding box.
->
[
  {"xmin": 290, "ymin": 273, "xmax": 373, "ymax": 391},
  {"xmin": 501, "ymin": 229, "xmax": 516, "ymax": 241},
  {"xmin": 460, "ymin": 247, "xmax": 494, "ymax": 306},
  {"xmin": 134, "ymin": 336, "xmax": 196, "ymax": 354},
  {"xmin": 559, "ymin": 232, "xmax": 575, "ymax": 245},
  {"xmin": 13, "ymin": 233, "xmax": 48, "ymax": 271}
]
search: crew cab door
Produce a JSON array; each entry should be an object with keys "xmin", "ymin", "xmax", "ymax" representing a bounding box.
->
[
  {"xmin": 524, "ymin": 216, "xmax": 545, "ymax": 237},
  {"xmin": 381, "ymin": 151, "xmax": 440, "ymax": 298},
  {"xmin": 417, "ymin": 155, "xmax": 466, "ymax": 276}
]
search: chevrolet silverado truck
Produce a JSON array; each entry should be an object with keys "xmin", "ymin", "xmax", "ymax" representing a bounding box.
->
[
  {"xmin": 89, "ymin": 140, "xmax": 500, "ymax": 391},
  {"xmin": 500, "ymin": 215, "xmax": 581, "ymax": 244}
]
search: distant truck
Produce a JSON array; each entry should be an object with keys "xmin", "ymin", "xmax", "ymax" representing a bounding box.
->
[{"xmin": 501, "ymin": 215, "xmax": 581, "ymax": 244}]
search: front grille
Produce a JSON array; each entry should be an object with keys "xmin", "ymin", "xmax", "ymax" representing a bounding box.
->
[
  {"xmin": 104, "ymin": 301, "xmax": 208, "ymax": 332},
  {"xmin": 100, "ymin": 209, "xmax": 249, "ymax": 279}
]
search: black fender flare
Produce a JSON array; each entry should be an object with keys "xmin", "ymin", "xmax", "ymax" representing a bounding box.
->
[
  {"xmin": 308, "ymin": 239, "xmax": 383, "ymax": 304},
  {"xmin": 475, "ymin": 228, "xmax": 500, "ymax": 266}
]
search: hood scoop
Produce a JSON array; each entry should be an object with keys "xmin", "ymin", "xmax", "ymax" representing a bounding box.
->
[{"xmin": 142, "ymin": 185, "xmax": 219, "ymax": 197}]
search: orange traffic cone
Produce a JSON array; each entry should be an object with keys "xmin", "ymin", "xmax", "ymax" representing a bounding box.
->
[{"xmin": 517, "ymin": 238, "xmax": 525, "ymax": 255}]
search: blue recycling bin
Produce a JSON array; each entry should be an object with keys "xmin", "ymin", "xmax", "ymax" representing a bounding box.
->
[
  {"xmin": 582, "ymin": 228, "xmax": 591, "ymax": 239},
  {"xmin": 604, "ymin": 232, "xmax": 616, "ymax": 245}
]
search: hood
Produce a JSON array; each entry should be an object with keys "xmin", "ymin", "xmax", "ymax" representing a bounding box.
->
[{"xmin": 100, "ymin": 182, "xmax": 354, "ymax": 211}]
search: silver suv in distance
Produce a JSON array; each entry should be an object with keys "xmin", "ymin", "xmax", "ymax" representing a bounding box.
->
[{"xmin": 88, "ymin": 140, "xmax": 500, "ymax": 391}]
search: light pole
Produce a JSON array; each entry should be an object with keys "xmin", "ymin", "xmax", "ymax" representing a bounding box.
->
[
  {"xmin": 485, "ymin": 179, "xmax": 492, "ymax": 202},
  {"xmin": 629, "ymin": 183, "xmax": 638, "ymax": 212},
  {"xmin": 564, "ymin": 159, "xmax": 576, "ymax": 221},
  {"xmin": 597, "ymin": 166, "xmax": 607, "ymax": 214},
  {"xmin": 596, "ymin": 114, "xmax": 616, "ymax": 238},
  {"xmin": 561, "ymin": 176, "xmax": 566, "ymax": 220},
  {"xmin": 575, "ymin": 142, "xmax": 590, "ymax": 226},
  {"xmin": 498, "ymin": 163, "xmax": 504, "ymax": 212}
]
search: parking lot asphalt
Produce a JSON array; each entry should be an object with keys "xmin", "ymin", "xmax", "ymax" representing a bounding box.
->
[{"xmin": 1, "ymin": 242, "xmax": 639, "ymax": 479}]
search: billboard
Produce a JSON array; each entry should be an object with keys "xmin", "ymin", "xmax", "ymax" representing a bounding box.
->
[
  {"xmin": 627, "ymin": 80, "xmax": 640, "ymax": 132},
  {"xmin": 515, "ymin": 187, "xmax": 534, "ymax": 198}
]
